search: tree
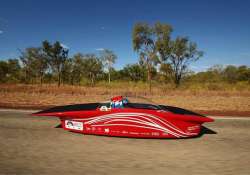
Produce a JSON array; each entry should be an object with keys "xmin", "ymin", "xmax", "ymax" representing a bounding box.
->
[
  {"xmin": 0, "ymin": 59, "xmax": 21, "ymax": 83},
  {"xmin": 42, "ymin": 40, "xmax": 68, "ymax": 87},
  {"xmin": 133, "ymin": 22, "xmax": 202, "ymax": 87},
  {"xmin": 100, "ymin": 49, "xmax": 117, "ymax": 84},
  {"xmin": 132, "ymin": 22, "xmax": 172, "ymax": 91},
  {"xmin": 71, "ymin": 53, "xmax": 86, "ymax": 85},
  {"xmin": 7, "ymin": 59, "xmax": 21, "ymax": 82},
  {"xmin": 159, "ymin": 63, "xmax": 173, "ymax": 83},
  {"xmin": 160, "ymin": 37, "xmax": 203, "ymax": 87},
  {"xmin": 237, "ymin": 65, "xmax": 250, "ymax": 81},
  {"xmin": 0, "ymin": 60, "xmax": 9, "ymax": 83},
  {"xmin": 208, "ymin": 64, "xmax": 224, "ymax": 75},
  {"xmin": 82, "ymin": 54, "xmax": 103, "ymax": 86},
  {"xmin": 61, "ymin": 58, "xmax": 73, "ymax": 85},
  {"xmin": 20, "ymin": 47, "xmax": 48, "ymax": 84},
  {"xmin": 122, "ymin": 64, "xmax": 147, "ymax": 82},
  {"xmin": 108, "ymin": 67, "xmax": 123, "ymax": 81},
  {"xmin": 223, "ymin": 65, "xmax": 238, "ymax": 83}
]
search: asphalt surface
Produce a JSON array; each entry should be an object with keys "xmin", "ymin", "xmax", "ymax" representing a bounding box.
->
[{"xmin": 0, "ymin": 110, "xmax": 250, "ymax": 175}]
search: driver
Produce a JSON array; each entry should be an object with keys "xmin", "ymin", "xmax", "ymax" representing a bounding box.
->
[{"xmin": 111, "ymin": 96, "xmax": 128, "ymax": 108}]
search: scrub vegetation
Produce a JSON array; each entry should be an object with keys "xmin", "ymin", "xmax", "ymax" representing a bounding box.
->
[{"xmin": 0, "ymin": 82, "xmax": 249, "ymax": 116}]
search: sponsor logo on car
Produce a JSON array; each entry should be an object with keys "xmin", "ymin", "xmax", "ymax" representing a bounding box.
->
[{"xmin": 65, "ymin": 120, "xmax": 83, "ymax": 131}]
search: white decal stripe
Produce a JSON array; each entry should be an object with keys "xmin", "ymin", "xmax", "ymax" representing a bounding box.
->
[
  {"xmin": 83, "ymin": 112, "xmax": 185, "ymax": 135},
  {"xmin": 111, "ymin": 113, "xmax": 195, "ymax": 136},
  {"xmin": 104, "ymin": 118, "xmax": 156, "ymax": 127},
  {"xmin": 72, "ymin": 112, "xmax": 194, "ymax": 136},
  {"xmin": 103, "ymin": 119, "xmax": 184, "ymax": 137},
  {"xmin": 91, "ymin": 124, "xmax": 183, "ymax": 138},
  {"xmin": 85, "ymin": 114, "xmax": 159, "ymax": 125},
  {"xmin": 104, "ymin": 119, "xmax": 188, "ymax": 137},
  {"xmin": 74, "ymin": 114, "xmax": 188, "ymax": 136},
  {"xmin": 87, "ymin": 115, "xmax": 155, "ymax": 125}
]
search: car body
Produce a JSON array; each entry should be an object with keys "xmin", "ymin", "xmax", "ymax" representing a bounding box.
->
[{"xmin": 32, "ymin": 96, "xmax": 214, "ymax": 139}]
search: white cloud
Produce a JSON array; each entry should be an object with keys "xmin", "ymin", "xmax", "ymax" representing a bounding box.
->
[
  {"xmin": 60, "ymin": 43, "xmax": 69, "ymax": 49},
  {"xmin": 0, "ymin": 30, "xmax": 3, "ymax": 34},
  {"xmin": 96, "ymin": 48, "xmax": 105, "ymax": 51}
]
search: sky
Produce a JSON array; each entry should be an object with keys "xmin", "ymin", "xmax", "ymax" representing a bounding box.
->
[{"xmin": 0, "ymin": 0, "xmax": 250, "ymax": 71}]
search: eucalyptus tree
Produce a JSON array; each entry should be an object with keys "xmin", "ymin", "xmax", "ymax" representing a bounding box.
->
[
  {"xmin": 237, "ymin": 65, "xmax": 250, "ymax": 81},
  {"xmin": 0, "ymin": 60, "xmax": 8, "ymax": 82},
  {"xmin": 122, "ymin": 64, "xmax": 147, "ymax": 82},
  {"xmin": 132, "ymin": 22, "xmax": 172, "ymax": 91},
  {"xmin": 71, "ymin": 53, "xmax": 85, "ymax": 85},
  {"xmin": 222, "ymin": 65, "xmax": 238, "ymax": 83},
  {"xmin": 100, "ymin": 49, "xmax": 117, "ymax": 84},
  {"xmin": 159, "ymin": 63, "xmax": 173, "ymax": 83},
  {"xmin": 168, "ymin": 37, "xmax": 203, "ymax": 87},
  {"xmin": 82, "ymin": 54, "xmax": 103, "ymax": 86},
  {"xmin": 20, "ymin": 47, "xmax": 48, "ymax": 84},
  {"xmin": 61, "ymin": 58, "xmax": 73, "ymax": 85},
  {"xmin": 7, "ymin": 59, "xmax": 21, "ymax": 82},
  {"xmin": 0, "ymin": 59, "xmax": 21, "ymax": 83},
  {"xmin": 42, "ymin": 40, "xmax": 69, "ymax": 87}
]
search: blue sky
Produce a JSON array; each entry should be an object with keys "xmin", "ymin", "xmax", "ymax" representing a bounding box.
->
[{"xmin": 0, "ymin": 0, "xmax": 250, "ymax": 71}]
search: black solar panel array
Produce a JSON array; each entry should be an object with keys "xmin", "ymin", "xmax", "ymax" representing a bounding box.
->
[
  {"xmin": 34, "ymin": 103, "xmax": 100, "ymax": 114},
  {"xmin": 159, "ymin": 105, "xmax": 205, "ymax": 117}
]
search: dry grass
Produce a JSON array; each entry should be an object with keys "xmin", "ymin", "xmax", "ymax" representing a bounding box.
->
[{"xmin": 0, "ymin": 83, "xmax": 249, "ymax": 115}]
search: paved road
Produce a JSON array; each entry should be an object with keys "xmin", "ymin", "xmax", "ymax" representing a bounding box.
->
[{"xmin": 0, "ymin": 110, "xmax": 250, "ymax": 175}]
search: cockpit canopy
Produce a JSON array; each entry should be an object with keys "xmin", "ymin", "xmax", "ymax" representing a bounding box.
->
[{"xmin": 99, "ymin": 96, "xmax": 161, "ymax": 111}]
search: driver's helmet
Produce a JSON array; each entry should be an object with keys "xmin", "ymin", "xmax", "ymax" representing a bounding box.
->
[{"xmin": 111, "ymin": 96, "xmax": 128, "ymax": 108}]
